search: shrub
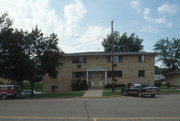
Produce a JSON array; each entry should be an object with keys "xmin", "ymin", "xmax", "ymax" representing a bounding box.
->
[
  {"xmin": 104, "ymin": 84, "xmax": 125, "ymax": 88},
  {"xmin": 72, "ymin": 80, "xmax": 88, "ymax": 91}
]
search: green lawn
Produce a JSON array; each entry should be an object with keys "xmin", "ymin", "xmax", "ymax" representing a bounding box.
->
[
  {"xmin": 20, "ymin": 91, "xmax": 85, "ymax": 99},
  {"xmin": 103, "ymin": 87, "xmax": 124, "ymax": 96},
  {"xmin": 160, "ymin": 87, "xmax": 180, "ymax": 93},
  {"xmin": 20, "ymin": 82, "xmax": 85, "ymax": 99},
  {"xmin": 103, "ymin": 90, "xmax": 120, "ymax": 96},
  {"xmin": 103, "ymin": 86, "xmax": 180, "ymax": 96}
]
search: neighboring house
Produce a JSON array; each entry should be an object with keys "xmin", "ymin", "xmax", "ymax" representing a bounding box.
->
[
  {"xmin": 43, "ymin": 52, "xmax": 156, "ymax": 93},
  {"xmin": 154, "ymin": 75, "xmax": 165, "ymax": 81},
  {"xmin": 166, "ymin": 69, "xmax": 180, "ymax": 87}
]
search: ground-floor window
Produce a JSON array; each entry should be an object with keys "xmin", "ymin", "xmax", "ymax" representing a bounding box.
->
[
  {"xmin": 72, "ymin": 71, "xmax": 86, "ymax": 78},
  {"xmin": 138, "ymin": 70, "xmax": 145, "ymax": 77},
  {"xmin": 51, "ymin": 85, "xmax": 59, "ymax": 92},
  {"xmin": 108, "ymin": 71, "xmax": 122, "ymax": 77}
]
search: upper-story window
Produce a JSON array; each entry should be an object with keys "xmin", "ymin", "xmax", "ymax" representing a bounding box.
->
[
  {"xmin": 138, "ymin": 55, "xmax": 145, "ymax": 62},
  {"xmin": 72, "ymin": 57, "xmax": 86, "ymax": 63},
  {"xmin": 107, "ymin": 56, "xmax": 122, "ymax": 63}
]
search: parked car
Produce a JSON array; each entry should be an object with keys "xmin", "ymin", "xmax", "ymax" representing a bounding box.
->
[
  {"xmin": 21, "ymin": 89, "xmax": 43, "ymax": 95},
  {"xmin": 121, "ymin": 83, "xmax": 160, "ymax": 97},
  {"xmin": 0, "ymin": 85, "xmax": 21, "ymax": 100}
]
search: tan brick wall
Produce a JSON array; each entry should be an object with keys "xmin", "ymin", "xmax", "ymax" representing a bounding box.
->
[{"xmin": 43, "ymin": 54, "xmax": 155, "ymax": 93}]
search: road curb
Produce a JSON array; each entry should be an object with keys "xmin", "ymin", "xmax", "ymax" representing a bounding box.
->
[{"xmin": 75, "ymin": 95, "xmax": 120, "ymax": 98}]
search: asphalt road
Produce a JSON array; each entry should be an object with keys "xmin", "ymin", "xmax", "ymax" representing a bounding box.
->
[{"xmin": 0, "ymin": 94, "xmax": 180, "ymax": 121}]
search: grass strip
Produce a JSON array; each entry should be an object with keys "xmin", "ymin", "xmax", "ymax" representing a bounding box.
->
[
  {"xmin": 19, "ymin": 91, "xmax": 85, "ymax": 99},
  {"xmin": 103, "ymin": 90, "xmax": 120, "ymax": 96}
]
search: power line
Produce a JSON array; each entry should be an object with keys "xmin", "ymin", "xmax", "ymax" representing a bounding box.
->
[{"xmin": 60, "ymin": 35, "xmax": 105, "ymax": 39}]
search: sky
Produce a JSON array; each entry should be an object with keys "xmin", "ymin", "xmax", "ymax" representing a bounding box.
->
[{"xmin": 0, "ymin": 0, "xmax": 180, "ymax": 53}]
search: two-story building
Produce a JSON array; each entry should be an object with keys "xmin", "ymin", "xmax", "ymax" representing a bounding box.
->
[{"xmin": 43, "ymin": 52, "xmax": 156, "ymax": 93}]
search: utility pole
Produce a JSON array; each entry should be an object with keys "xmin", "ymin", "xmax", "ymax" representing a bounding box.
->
[
  {"xmin": 97, "ymin": 37, "xmax": 100, "ymax": 51},
  {"xmin": 111, "ymin": 20, "xmax": 115, "ymax": 92}
]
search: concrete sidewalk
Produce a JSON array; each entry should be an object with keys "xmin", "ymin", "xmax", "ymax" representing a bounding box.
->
[{"xmin": 83, "ymin": 89, "xmax": 103, "ymax": 97}]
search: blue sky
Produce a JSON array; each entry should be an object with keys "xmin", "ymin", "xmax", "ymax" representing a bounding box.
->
[{"xmin": 0, "ymin": 0, "xmax": 180, "ymax": 53}]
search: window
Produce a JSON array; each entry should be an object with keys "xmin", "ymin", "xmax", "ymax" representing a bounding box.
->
[
  {"xmin": 7, "ymin": 86, "xmax": 12, "ymax": 90},
  {"xmin": 1, "ymin": 86, "xmax": 7, "ymax": 90},
  {"xmin": 52, "ymin": 86, "xmax": 59, "ymax": 92},
  {"xmin": 108, "ymin": 71, "xmax": 122, "ymax": 77},
  {"xmin": 107, "ymin": 56, "xmax": 122, "ymax": 63},
  {"xmin": 13, "ymin": 86, "xmax": 20, "ymax": 90},
  {"xmin": 72, "ymin": 57, "xmax": 86, "ymax": 63},
  {"xmin": 138, "ymin": 55, "xmax": 145, "ymax": 62},
  {"xmin": 138, "ymin": 70, "xmax": 145, "ymax": 77},
  {"xmin": 72, "ymin": 72, "xmax": 86, "ymax": 78}
]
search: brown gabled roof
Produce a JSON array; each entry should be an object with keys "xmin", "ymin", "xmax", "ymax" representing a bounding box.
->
[{"xmin": 166, "ymin": 69, "xmax": 180, "ymax": 76}]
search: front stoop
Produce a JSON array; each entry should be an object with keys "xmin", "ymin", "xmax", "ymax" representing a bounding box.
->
[{"xmin": 89, "ymin": 86, "xmax": 104, "ymax": 89}]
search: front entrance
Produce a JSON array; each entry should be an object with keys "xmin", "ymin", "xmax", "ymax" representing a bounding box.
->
[
  {"xmin": 86, "ymin": 66, "xmax": 107, "ymax": 87},
  {"xmin": 88, "ymin": 71, "xmax": 105, "ymax": 86}
]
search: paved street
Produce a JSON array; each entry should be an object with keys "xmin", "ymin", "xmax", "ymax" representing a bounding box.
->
[{"xmin": 0, "ymin": 94, "xmax": 180, "ymax": 121}]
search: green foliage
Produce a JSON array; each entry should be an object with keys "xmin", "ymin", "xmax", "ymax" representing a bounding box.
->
[
  {"xmin": 154, "ymin": 38, "xmax": 180, "ymax": 71},
  {"xmin": 0, "ymin": 12, "xmax": 12, "ymax": 29},
  {"xmin": 72, "ymin": 80, "xmax": 88, "ymax": 91},
  {"xmin": 0, "ymin": 14, "xmax": 29, "ymax": 83},
  {"xmin": 102, "ymin": 31, "xmax": 144, "ymax": 52},
  {"xmin": 0, "ymin": 13, "xmax": 63, "ymax": 89},
  {"xmin": 104, "ymin": 84, "xmax": 125, "ymax": 89},
  {"xmin": 22, "ymin": 82, "xmax": 43, "ymax": 92}
]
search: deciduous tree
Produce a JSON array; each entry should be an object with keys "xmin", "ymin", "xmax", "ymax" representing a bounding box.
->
[
  {"xmin": 154, "ymin": 38, "xmax": 180, "ymax": 71},
  {"xmin": 102, "ymin": 31, "xmax": 144, "ymax": 52}
]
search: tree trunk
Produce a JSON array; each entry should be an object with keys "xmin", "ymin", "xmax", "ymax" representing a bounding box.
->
[
  {"xmin": 112, "ymin": 81, "xmax": 115, "ymax": 92},
  {"xmin": 30, "ymin": 80, "xmax": 34, "ymax": 97}
]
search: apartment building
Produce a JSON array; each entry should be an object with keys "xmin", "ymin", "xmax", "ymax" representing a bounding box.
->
[{"xmin": 43, "ymin": 52, "xmax": 156, "ymax": 93}]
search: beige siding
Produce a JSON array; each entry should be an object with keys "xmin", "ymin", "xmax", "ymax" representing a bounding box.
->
[{"xmin": 166, "ymin": 74, "xmax": 180, "ymax": 86}]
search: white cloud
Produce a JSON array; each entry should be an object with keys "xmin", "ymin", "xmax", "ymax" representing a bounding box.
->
[
  {"xmin": 143, "ymin": 8, "xmax": 172, "ymax": 27},
  {"xmin": 157, "ymin": 3, "xmax": 176, "ymax": 14},
  {"xmin": 0, "ymin": 0, "xmax": 110, "ymax": 52},
  {"xmin": 61, "ymin": 26, "xmax": 110, "ymax": 53},
  {"xmin": 0, "ymin": 0, "xmax": 63, "ymax": 34},
  {"xmin": 131, "ymin": 0, "xmax": 141, "ymax": 13},
  {"xmin": 131, "ymin": 0, "xmax": 140, "ymax": 8},
  {"xmin": 63, "ymin": 0, "xmax": 87, "ymax": 36},
  {"xmin": 0, "ymin": 0, "xmax": 87, "ymax": 37}
]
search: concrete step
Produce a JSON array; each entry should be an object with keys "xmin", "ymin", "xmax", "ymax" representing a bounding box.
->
[{"xmin": 89, "ymin": 86, "xmax": 104, "ymax": 89}]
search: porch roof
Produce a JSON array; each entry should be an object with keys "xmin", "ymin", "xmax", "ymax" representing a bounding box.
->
[{"xmin": 86, "ymin": 66, "xmax": 107, "ymax": 71}]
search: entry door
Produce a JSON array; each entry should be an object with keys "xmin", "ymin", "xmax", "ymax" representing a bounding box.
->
[
  {"xmin": 93, "ymin": 74, "xmax": 100, "ymax": 86},
  {"xmin": 90, "ymin": 73, "xmax": 104, "ymax": 86}
]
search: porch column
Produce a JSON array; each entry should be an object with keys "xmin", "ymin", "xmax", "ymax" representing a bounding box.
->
[
  {"xmin": 105, "ymin": 71, "xmax": 107, "ymax": 85},
  {"xmin": 86, "ymin": 71, "xmax": 89, "ymax": 86}
]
